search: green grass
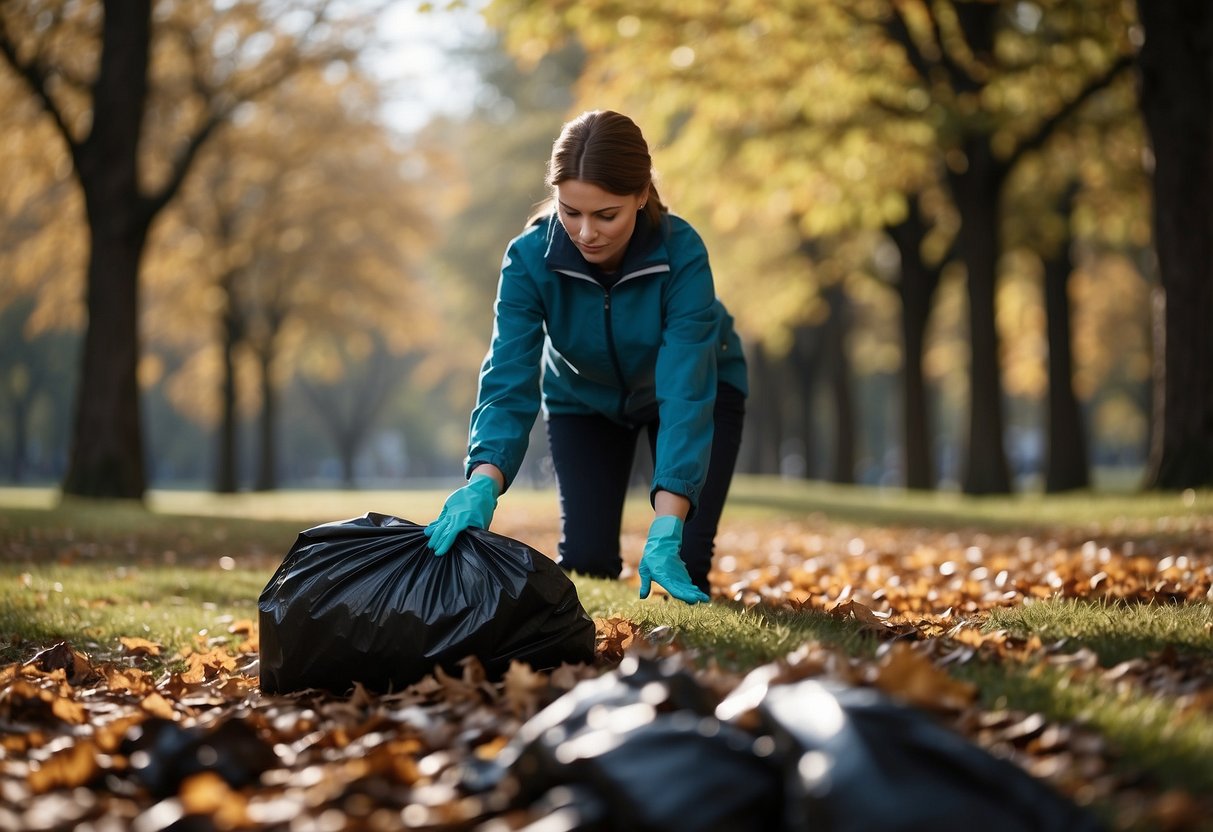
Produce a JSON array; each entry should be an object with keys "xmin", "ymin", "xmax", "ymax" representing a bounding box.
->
[
  {"xmin": 0, "ymin": 563, "xmax": 268, "ymax": 662},
  {"xmin": 2, "ymin": 480, "xmax": 1213, "ymax": 826},
  {"xmin": 959, "ymin": 659, "xmax": 1213, "ymax": 798},
  {"xmin": 573, "ymin": 575, "xmax": 871, "ymax": 667},
  {"xmin": 987, "ymin": 597, "xmax": 1213, "ymax": 665},
  {"xmin": 724, "ymin": 475, "xmax": 1213, "ymax": 533}
]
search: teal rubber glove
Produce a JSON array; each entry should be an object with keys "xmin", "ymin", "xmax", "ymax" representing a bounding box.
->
[
  {"xmin": 424, "ymin": 474, "xmax": 500, "ymax": 556},
  {"xmin": 638, "ymin": 515, "xmax": 711, "ymax": 604}
]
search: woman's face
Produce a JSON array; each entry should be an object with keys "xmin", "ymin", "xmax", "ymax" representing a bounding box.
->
[{"xmin": 555, "ymin": 179, "xmax": 648, "ymax": 273}]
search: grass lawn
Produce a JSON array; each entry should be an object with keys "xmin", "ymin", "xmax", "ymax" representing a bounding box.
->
[{"xmin": 1, "ymin": 479, "xmax": 1211, "ymax": 830}]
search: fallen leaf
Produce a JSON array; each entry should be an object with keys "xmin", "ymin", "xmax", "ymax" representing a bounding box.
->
[
  {"xmin": 1, "ymin": 679, "xmax": 87, "ymax": 725},
  {"xmin": 502, "ymin": 661, "xmax": 547, "ymax": 719},
  {"xmin": 140, "ymin": 691, "xmax": 176, "ymax": 720},
  {"xmin": 179, "ymin": 771, "xmax": 250, "ymax": 827},
  {"xmin": 105, "ymin": 666, "xmax": 155, "ymax": 695},
  {"xmin": 871, "ymin": 642, "xmax": 978, "ymax": 712},
  {"xmin": 595, "ymin": 617, "xmax": 641, "ymax": 663},
  {"xmin": 119, "ymin": 637, "xmax": 162, "ymax": 657},
  {"xmin": 26, "ymin": 642, "xmax": 94, "ymax": 686},
  {"xmin": 27, "ymin": 739, "xmax": 99, "ymax": 794},
  {"xmin": 228, "ymin": 619, "xmax": 256, "ymax": 636}
]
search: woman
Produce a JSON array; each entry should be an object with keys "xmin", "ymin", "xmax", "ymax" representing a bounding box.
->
[{"xmin": 424, "ymin": 110, "xmax": 747, "ymax": 605}]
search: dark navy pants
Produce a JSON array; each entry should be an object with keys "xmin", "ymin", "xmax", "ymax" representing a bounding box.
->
[{"xmin": 545, "ymin": 382, "xmax": 745, "ymax": 593}]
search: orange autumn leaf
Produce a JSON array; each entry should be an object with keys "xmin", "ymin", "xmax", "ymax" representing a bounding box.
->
[
  {"xmin": 140, "ymin": 691, "xmax": 177, "ymax": 720},
  {"xmin": 595, "ymin": 616, "xmax": 641, "ymax": 662},
  {"xmin": 228, "ymin": 619, "xmax": 256, "ymax": 636},
  {"xmin": 119, "ymin": 636, "xmax": 162, "ymax": 657},
  {"xmin": 104, "ymin": 666, "xmax": 155, "ymax": 695},
  {"xmin": 178, "ymin": 647, "xmax": 239, "ymax": 683},
  {"xmin": 474, "ymin": 734, "xmax": 510, "ymax": 760},
  {"xmin": 179, "ymin": 771, "xmax": 250, "ymax": 827},
  {"xmin": 2, "ymin": 679, "xmax": 87, "ymax": 725},
  {"xmin": 872, "ymin": 642, "xmax": 978, "ymax": 712},
  {"xmin": 27, "ymin": 739, "xmax": 99, "ymax": 794}
]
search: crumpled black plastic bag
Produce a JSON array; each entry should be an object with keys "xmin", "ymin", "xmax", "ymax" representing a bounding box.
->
[
  {"xmin": 714, "ymin": 665, "xmax": 1105, "ymax": 832},
  {"xmin": 258, "ymin": 513, "xmax": 596, "ymax": 694},
  {"xmin": 121, "ymin": 717, "xmax": 278, "ymax": 799},
  {"xmin": 480, "ymin": 658, "xmax": 1103, "ymax": 832},
  {"xmin": 469, "ymin": 656, "xmax": 784, "ymax": 832}
]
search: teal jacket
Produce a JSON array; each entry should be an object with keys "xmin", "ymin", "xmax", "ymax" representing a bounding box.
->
[{"xmin": 465, "ymin": 211, "xmax": 747, "ymax": 513}]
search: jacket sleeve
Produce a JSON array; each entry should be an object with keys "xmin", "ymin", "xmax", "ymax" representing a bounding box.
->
[
  {"xmin": 651, "ymin": 222, "xmax": 720, "ymax": 515},
  {"xmin": 464, "ymin": 238, "xmax": 546, "ymax": 490}
]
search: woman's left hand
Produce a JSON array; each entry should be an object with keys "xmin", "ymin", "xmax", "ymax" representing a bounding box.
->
[{"xmin": 638, "ymin": 515, "xmax": 710, "ymax": 604}]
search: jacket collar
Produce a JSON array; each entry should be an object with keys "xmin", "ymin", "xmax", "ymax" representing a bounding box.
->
[{"xmin": 543, "ymin": 212, "xmax": 670, "ymax": 283}]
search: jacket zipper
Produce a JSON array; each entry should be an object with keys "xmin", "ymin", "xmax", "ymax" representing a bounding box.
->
[{"xmin": 601, "ymin": 289, "xmax": 630, "ymax": 422}]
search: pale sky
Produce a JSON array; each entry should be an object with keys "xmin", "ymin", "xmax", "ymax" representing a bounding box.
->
[{"xmin": 366, "ymin": 1, "xmax": 491, "ymax": 134}]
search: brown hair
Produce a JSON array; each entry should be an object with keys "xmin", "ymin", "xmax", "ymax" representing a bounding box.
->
[{"xmin": 528, "ymin": 110, "xmax": 666, "ymax": 227}]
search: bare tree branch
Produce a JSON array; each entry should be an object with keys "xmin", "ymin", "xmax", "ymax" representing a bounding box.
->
[
  {"xmin": 884, "ymin": 4, "xmax": 935, "ymax": 87},
  {"xmin": 1003, "ymin": 53, "xmax": 1134, "ymax": 173},
  {"xmin": 0, "ymin": 14, "xmax": 81, "ymax": 165}
]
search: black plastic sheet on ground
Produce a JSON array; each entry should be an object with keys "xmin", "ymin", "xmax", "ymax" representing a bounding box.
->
[
  {"xmin": 475, "ymin": 657, "xmax": 1104, "ymax": 832},
  {"xmin": 258, "ymin": 513, "xmax": 595, "ymax": 695}
]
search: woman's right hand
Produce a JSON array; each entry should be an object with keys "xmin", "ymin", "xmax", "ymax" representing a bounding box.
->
[{"xmin": 423, "ymin": 472, "xmax": 500, "ymax": 556}]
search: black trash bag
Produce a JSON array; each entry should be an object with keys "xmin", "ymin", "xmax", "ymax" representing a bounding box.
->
[
  {"xmin": 480, "ymin": 657, "xmax": 784, "ymax": 832},
  {"xmin": 258, "ymin": 513, "xmax": 595, "ymax": 694},
  {"xmin": 715, "ymin": 666, "xmax": 1105, "ymax": 832},
  {"xmin": 121, "ymin": 717, "xmax": 278, "ymax": 799}
]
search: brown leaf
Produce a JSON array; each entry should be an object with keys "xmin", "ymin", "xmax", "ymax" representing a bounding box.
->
[
  {"xmin": 179, "ymin": 771, "xmax": 250, "ymax": 827},
  {"xmin": 228, "ymin": 619, "xmax": 256, "ymax": 636},
  {"xmin": 27, "ymin": 642, "xmax": 94, "ymax": 687},
  {"xmin": 433, "ymin": 662, "xmax": 485, "ymax": 705},
  {"xmin": 2, "ymin": 679, "xmax": 87, "ymax": 725},
  {"xmin": 595, "ymin": 616, "xmax": 641, "ymax": 663},
  {"xmin": 1149, "ymin": 789, "xmax": 1209, "ymax": 830},
  {"xmin": 364, "ymin": 741, "xmax": 423, "ymax": 785},
  {"xmin": 95, "ymin": 714, "xmax": 147, "ymax": 754},
  {"xmin": 178, "ymin": 646, "xmax": 239, "ymax": 684},
  {"xmin": 27, "ymin": 739, "xmax": 99, "ymax": 794},
  {"xmin": 104, "ymin": 665, "xmax": 156, "ymax": 695},
  {"xmin": 140, "ymin": 691, "xmax": 177, "ymax": 720},
  {"xmin": 549, "ymin": 662, "xmax": 597, "ymax": 691},
  {"xmin": 474, "ymin": 734, "xmax": 510, "ymax": 760},
  {"xmin": 119, "ymin": 636, "xmax": 162, "ymax": 657},
  {"xmin": 502, "ymin": 661, "xmax": 547, "ymax": 719},
  {"xmin": 871, "ymin": 642, "xmax": 978, "ymax": 712}
]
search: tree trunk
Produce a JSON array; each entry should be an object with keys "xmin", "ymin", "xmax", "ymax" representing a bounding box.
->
[
  {"xmin": 338, "ymin": 433, "xmax": 358, "ymax": 488},
  {"xmin": 948, "ymin": 139, "xmax": 1012, "ymax": 494},
  {"xmin": 254, "ymin": 350, "xmax": 277, "ymax": 491},
  {"xmin": 215, "ymin": 274, "xmax": 241, "ymax": 493},
  {"xmin": 738, "ymin": 342, "xmax": 782, "ymax": 475},
  {"xmin": 887, "ymin": 199, "xmax": 942, "ymax": 490},
  {"xmin": 1137, "ymin": 0, "xmax": 1213, "ymax": 488},
  {"xmin": 9, "ymin": 398, "xmax": 29, "ymax": 483},
  {"xmin": 821, "ymin": 282, "xmax": 856, "ymax": 484},
  {"xmin": 791, "ymin": 323, "xmax": 825, "ymax": 479},
  {"xmin": 61, "ymin": 0, "xmax": 152, "ymax": 499},
  {"xmin": 1043, "ymin": 186, "xmax": 1090, "ymax": 492}
]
